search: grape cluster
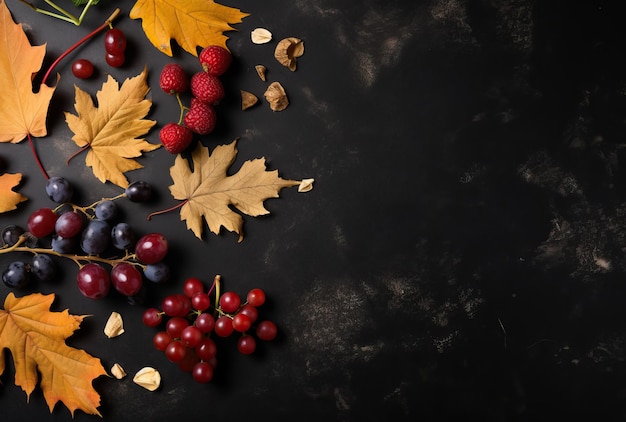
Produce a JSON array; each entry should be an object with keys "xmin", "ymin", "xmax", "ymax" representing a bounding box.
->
[
  {"xmin": 1, "ymin": 177, "xmax": 170, "ymax": 302},
  {"xmin": 142, "ymin": 275, "xmax": 278, "ymax": 383}
]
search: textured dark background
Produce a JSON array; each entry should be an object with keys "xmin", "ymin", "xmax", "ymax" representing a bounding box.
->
[{"xmin": 2, "ymin": 0, "xmax": 626, "ymax": 420}]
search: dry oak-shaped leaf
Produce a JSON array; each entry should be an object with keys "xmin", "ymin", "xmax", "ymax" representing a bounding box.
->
[
  {"xmin": 0, "ymin": 293, "xmax": 107, "ymax": 416},
  {"xmin": 0, "ymin": 0, "xmax": 56, "ymax": 143},
  {"xmin": 130, "ymin": 0, "xmax": 249, "ymax": 56},
  {"xmin": 65, "ymin": 68, "xmax": 159, "ymax": 188},
  {"xmin": 0, "ymin": 173, "xmax": 27, "ymax": 212},
  {"xmin": 169, "ymin": 141, "xmax": 300, "ymax": 241}
]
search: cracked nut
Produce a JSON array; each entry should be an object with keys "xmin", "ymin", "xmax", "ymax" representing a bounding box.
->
[
  {"xmin": 133, "ymin": 367, "xmax": 161, "ymax": 391},
  {"xmin": 104, "ymin": 311, "xmax": 124, "ymax": 338},
  {"xmin": 255, "ymin": 64, "xmax": 267, "ymax": 81},
  {"xmin": 264, "ymin": 82, "xmax": 289, "ymax": 112},
  {"xmin": 298, "ymin": 178, "xmax": 315, "ymax": 192},
  {"xmin": 251, "ymin": 28, "xmax": 272, "ymax": 44},
  {"xmin": 241, "ymin": 90, "xmax": 259, "ymax": 110},
  {"xmin": 274, "ymin": 37, "xmax": 304, "ymax": 71},
  {"xmin": 110, "ymin": 363, "xmax": 127, "ymax": 379}
]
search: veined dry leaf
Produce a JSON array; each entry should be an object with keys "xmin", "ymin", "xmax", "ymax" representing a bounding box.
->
[
  {"xmin": 0, "ymin": 173, "xmax": 27, "ymax": 212},
  {"xmin": 0, "ymin": 293, "xmax": 107, "ymax": 416},
  {"xmin": 0, "ymin": 0, "xmax": 56, "ymax": 143},
  {"xmin": 129, "ymin": 0, "xmax": 249, "ymax": 56},
  {"xmin": 169, "ymin": 141, "xmax": 300, "ymax": 241},
  {"xmin": 65, "ymin": 68, "xmax": 159, "ymax": 188}
]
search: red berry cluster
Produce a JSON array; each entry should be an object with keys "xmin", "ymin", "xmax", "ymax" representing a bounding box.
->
[
  {"xmin": 142, "ymin": 275, "xmax": 278, "ymax": 383},
  {"xmin": 158, "ymin": 45, "xmax": 233, "ymax": 154},
  {"xmin": 71, "ymin": 27, "xmax": 127, "ymax": 79}
]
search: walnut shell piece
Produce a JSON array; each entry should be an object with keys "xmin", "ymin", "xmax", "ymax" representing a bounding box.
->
[
  {"xmin": 241, "ymin": 90, "xmax": 259, "ymax": 110},
  {"xmin": 264, "ymin": 82, "xmax": 289, "ymax": 112},
  {"xmin": 133, "ymin": 367, "xmax": 161, "ymax": 391},
  {"xmin": 274, "ymin": 37, "xmax": 304, "ymax": 71},
  {"xmin": 255, "ymin": 64, "xmax": 267, "ymax": 81}
]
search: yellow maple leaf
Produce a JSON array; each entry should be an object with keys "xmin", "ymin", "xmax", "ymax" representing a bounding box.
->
[
  {"xmin": 65, "ymin": 67, "xmax": 159, "ymax": 188},
  {"xmin": 169, "ymin": 141, "xmax": 300, "ymax": 241},
  {"xmin": 0, "ymin": 173, "xmax": 28, "ymax": 212},
  {"xmin": 129, "ymin": 0, "xmax": 249, "ymax": 56},
  {"xmin": 0, "ymin": 0, "xmax": 56, "ymax": 143},
  {"xmin": 0, "ymin": 293, "xmax": 107, "ymax": 416}
]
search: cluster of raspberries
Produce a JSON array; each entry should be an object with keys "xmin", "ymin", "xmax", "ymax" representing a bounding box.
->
[{"xmin": 158, "ymin": 46, "xmax": 232, "ymax": 154}]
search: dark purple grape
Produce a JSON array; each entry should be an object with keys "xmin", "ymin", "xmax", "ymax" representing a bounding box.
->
[
  {"xmin": 2, "ymin": 225, "xmax": 24, "ymax": 246},
  {"xmin": 95, "ymin": 200, "xmax": 118, "ymax": 221},
  {"xmin": 45, "ymin": 177, "xmax": 73, "ymax": 203},
  {"xmin": 144, "ymin": 261, "xmax": 170, "ymax": 283},
  {"xmin": 125, "ymin": 181, "xmax": 152, "ymax": 202},
  {"xmin": 31, "ymin": 254, "xmax": 56, "ymax": 282},
  {"xmin": 80, "ymin": 219, "xmax": 111, "ymax": 254},
  {"xmin": 111, "ymin": 222, "xmax": 135, "ymax": 250},
  {"xmin": 2, "ymin": 261, "xmax": 30, "ymax": 288},
  {"xmin": 51, "ymin": 235, "xmax": 78, "ymax": 254}
]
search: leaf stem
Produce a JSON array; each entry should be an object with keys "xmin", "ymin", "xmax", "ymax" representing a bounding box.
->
[
  {"xmin": 146, "ymin": 200, "xmax": 189, "ymax": 220},
  {"xmin": 65, "ymin": 144, "xmax": 91, "ymax": 166},
  {"xmin": 27, "ymin": 133, "xmax": 50, "ymax": 180},
  {"xmin": 41, "ymin": 8, "xmax": 121, "ymax": 86}
]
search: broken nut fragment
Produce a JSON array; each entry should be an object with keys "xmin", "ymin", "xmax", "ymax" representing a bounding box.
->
[
  {"xmin": 110, "ymin": 363, "xmax": 127, "ymax": 380},
  {"xmin": 104, "ymin": 311, "xmax": 124, "ymax": 338},
  {"xmin": 255, "ymin": 64, "xmax": 267, "ymax": 81},
  {"xmin": 274, "ymin": 37, "xmax": 304, "ymax": 71},
  {"xmin": 241, "ymin": 90, "xmax": 259, "ymax": 110},
  {"xmin": 298, "ymin": 178, "xmax": 315, "ymax": 192},
  {"xmin": 264, "ymin": 81, "xmax": 289, "ymax": 112},
  {"xmin": 251, "ymin": 28, "xmax": 272, "ymax": 44},
  {"xmin": 133, "ymin": 367, "xmax": 161, "ymax": 391}
]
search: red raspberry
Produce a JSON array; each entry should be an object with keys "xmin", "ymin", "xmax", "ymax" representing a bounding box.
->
[
  {"xmin": 184, "ymin": 99, "xmax": 217, "ymax": 135},
  {"xmin": 190, "ymin": 71, "xmax": 225, "ymax": 105},
  {"xmin": 159, "ymin": 63, "xmax": 189, "ymax": 94},
  {"xmin": 199, "ymin": 45, "xmax": 232, "ymax": 76},
  {"xmin": 159, "ymin": 123, "xmax": 193, "ymax": 154}
]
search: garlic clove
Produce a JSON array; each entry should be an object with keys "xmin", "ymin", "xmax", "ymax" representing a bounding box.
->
[
  {"xmin": 251, "ymin": 28, "xmax": 272, "ymax": 44},
  {"xmin": 298, "ymin": 178, "xmax": 315, "ymax": 192}
]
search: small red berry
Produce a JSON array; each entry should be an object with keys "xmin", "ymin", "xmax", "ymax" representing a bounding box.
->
[
  {"xmin": 199, "ymin": 45, "xmax": 232, "ymax": 76},
  {"xmin": 159, "ymin": 123, "xmax": 193, "ymax": 154},
  {"xmin": 190, "ymin": 72, "xmax": 225, "ymax": 105},
  {"xmin": 159, "ymin": 63, "xmax": 189, "ymax": 94},
  {"xmin": 184, "ymin": 98, "xmax": 217, "ymax": 135}
]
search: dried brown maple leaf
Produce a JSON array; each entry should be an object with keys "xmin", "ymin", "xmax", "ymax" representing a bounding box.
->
[
  {"xmin": 0, "ymin": 0, "xmax": 56, "ymax": 143},
  {"xmin": 0, "ymin": 173, "xmax": 27, "ymax": 212},
  {"xmin": 0, "ymin": 293, "xmax": 107, "ymax": 416},
  {"xmin": 168, "ymin": 141, "xmax": 300, "ymax": 241},
  {"xmin": 65, "ymin": 67, "xmax": 159, "ymax": 188},
  {"xmin": 129, "ymin": 0, "xmax": 249, "ymax": 56}
]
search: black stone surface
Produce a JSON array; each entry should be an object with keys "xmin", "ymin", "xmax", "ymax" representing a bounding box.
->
[{"xmin": 2, "ymin": 0, "xmax": 626, "ymax": 420}]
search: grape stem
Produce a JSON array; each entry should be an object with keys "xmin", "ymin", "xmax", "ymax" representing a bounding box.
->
[
  {"xmin": 41, "ymin": 8, "xmax": 121, "ymax": 86},
  {"xmin": 0, "ymin": 234, "xmax": 145, "ymax": 270}
]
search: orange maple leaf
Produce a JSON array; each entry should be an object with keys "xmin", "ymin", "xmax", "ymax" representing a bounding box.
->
[
  {"xmin": 0, "ymin": 293, "xmax": 107, "ymax": 416},
  {"xmin": 0, "ymin": 173, "xmax": 28, "ymax": 212},
  {"xmin": 129, "ymin": 0, "xmax": 249, "ymax": 56},
  {"xmin": 0, "ymin": 0, "xmax": 56, "ymax": 143},
  {"xmin": 168, "ymin": 140, "xmax": 300, "ymax": 241},
  {"xmin": 65, "ymin": 67, "xmax": 159, "ymax": 188}
]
